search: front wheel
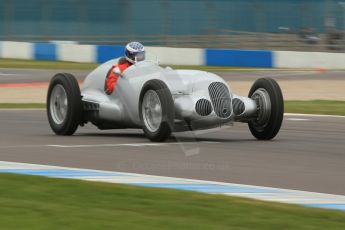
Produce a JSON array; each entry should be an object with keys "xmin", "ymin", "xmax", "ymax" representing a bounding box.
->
[
  {"xmin": 139, "ymin": 80, "xmax": 174, "ymax": 142},
  {"xmin": 248, "ymin": 78, "xmax": 284, "ymax": 140},
  {"xmin": 47, "ymin": 73, "xmax": 82, "ymax": 135}
]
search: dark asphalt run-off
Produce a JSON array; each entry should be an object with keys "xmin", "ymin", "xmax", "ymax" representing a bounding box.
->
[{"xmin": 0, "ymin": 109, "xmax": 344, "ymax": 195}]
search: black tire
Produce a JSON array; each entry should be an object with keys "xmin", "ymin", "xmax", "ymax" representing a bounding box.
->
[
  {"xmin": 47, "ymin": 73, "xmax": 82, "ymax": 135},
  {"xmin": 248, "ymin": 78, "xmax": 284, "ymax": 140},
  {"xmin": 139, "ymin": 79, "xmax": 174, "ymax": 142}
]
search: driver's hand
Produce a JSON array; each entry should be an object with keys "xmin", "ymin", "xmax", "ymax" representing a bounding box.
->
[{"xmin": 113, "ymin": 67, "xmax": 122, "ymax": 76}]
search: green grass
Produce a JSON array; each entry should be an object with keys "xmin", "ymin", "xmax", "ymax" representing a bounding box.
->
[
  {"xmin": 0, "ymin": 173, "xmax": 344, "ymax": 230},
  {"xmin": 2, "ymin": 58, "xmax": 345, "ymax": 72},
  {"xmin": 0, "ymin": 103, "xmax": 46, "ymax": 109},
  {"xmin": 285, "ymin": 100, "xmax": 345, "ymax": 116},
  {"xmin": 0, "ymin": 59, "xmax": 99, "ymax": 70},
  {"xmin": 1, "ymin": 100, "xmax": 344, "ymax": 116},
  {"xmin": 0, "ymin": 58, "xmax": 270, "ymax": 71}
]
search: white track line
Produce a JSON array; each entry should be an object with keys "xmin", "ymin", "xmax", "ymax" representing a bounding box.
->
[
  {"xmin": 284, "ymin": 113, "xmax": 345, "ymax": 118},
  {"xmin": 0, "ymin": 108, "xmax": 45, "ymax": 111},
  {"xmin": 286, "ymin": 118, "xmax": 310, "ymax": 121},
  {"xmin": 47, "ymin": 141, "xmax": 219, "ymax": 148},
  {"xmin": 0, "ymin": 72, "xmax": 26, "ymax": 77}
]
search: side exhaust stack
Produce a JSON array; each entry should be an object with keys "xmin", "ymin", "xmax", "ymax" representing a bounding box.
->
[{"xmin": 232, "ymin": 95, "xmax": 257, "ymax": 121}]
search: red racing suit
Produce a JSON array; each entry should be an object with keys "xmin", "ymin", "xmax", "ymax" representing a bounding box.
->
[{"xmin": 104, "ymin": 58, "xmax": 132, "ymax": 95}]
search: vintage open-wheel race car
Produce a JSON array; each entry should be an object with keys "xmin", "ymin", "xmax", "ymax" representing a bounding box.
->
[{"xmin": 47, "ymin": 57, "xmax": 284, "ymax": 142}]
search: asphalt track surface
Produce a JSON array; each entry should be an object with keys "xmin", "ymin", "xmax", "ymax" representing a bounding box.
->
[
  {"xmin": 1, "ymin": 67, "xmax": 345, "ymax": 197},
  {"xmin": 0, "ymin": 109, "xmax": 344, "ymax": 196},
  {"xmin": 1, "ymin": 68, "xmax": 345, "ymax": 84}
]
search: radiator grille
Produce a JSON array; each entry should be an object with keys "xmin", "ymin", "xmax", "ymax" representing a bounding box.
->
[{"xmin": 208, "ymin": 82, "xmax": 231, "ymax": 118}]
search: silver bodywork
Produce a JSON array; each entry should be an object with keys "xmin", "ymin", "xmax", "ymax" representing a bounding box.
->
[{"xmin": 81, "ymin": 58, "xmax": 258, "ymax": 131}]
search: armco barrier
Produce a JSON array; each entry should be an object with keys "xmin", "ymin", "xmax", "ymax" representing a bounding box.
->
[
  {"xmin": 0, "ymin": 41, "xmax": 32, "ymax": 60},
  {"xmin": 145, "ymin": 46, "xmax": 204, "ymax": 65},
  {"xmin": 34, "ymin": 43, "xmax": 56, "ymax": 61},
  {"xmin": 96, "ymin": 45, "xmax": 124, "ymax": 63},
  {"xmin": 57, "ymin": 43, "xmax": 95, "ymax": 63},
  {"xmin": 274, "ymin": 51, "xmax": 345, "ymax": 69},
  {"xmin": 0, "ymin": 41, "xmax": 344, "ymax": 69},
  {"xmin": 205, "ymin": 49, "xmax": 273, "ymax": 68}
]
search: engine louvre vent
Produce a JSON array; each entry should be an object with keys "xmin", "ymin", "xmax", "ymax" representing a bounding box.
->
[
  {"xmin": 195, "ymin": 99, "xmax": 212, "ymax": 116},
  {"xmin": 83, "ymin": 101, "xmax": 99, "ymax": 111},
  {"xmin": 232, "ymin": 98, "xmax": 245, "ymax": 115},
  {"xmin": 82, "ymin": 101, "xmax": 100, "ymax": 122},
  {"xmin": 208, "ymin": 82, "xmax": 232, "ymax": 118}
]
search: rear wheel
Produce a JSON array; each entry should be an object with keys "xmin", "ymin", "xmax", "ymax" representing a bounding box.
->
[
  {"xmin": 248, "ymin": 78, "xmax": 284, "ymax": 140},
  {"xmin": 139, "ymin": 80, "xmax": 174, "ymax": 142},
  {"xmin": 47, "ymin": 73, "xmax": 82, "ymax": 135}
]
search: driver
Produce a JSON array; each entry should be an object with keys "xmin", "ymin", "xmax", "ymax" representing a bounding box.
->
[{"xmin": 105, "ymin": 41, "xmax": 145, "ymax": 95}]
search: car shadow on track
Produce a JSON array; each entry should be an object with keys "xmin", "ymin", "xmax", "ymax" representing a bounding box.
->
[
  {"xmin": 75, "ymin": 132, "xmax": 259, "ymax": 143},
  {"xmin": 77, "ymin": 132, "xmax": 146, "ymax": 139}
]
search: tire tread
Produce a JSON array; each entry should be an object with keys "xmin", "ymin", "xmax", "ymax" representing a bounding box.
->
[
  {"xmin": 139, "ymin": 79, "xmax": 174, "ymax": 142},
  {"xmin": 248, "ymin": 77, "xmax": 284, "ymax": 140},
  {"xmin": 47, "ymin": 73, "xmax": 82, "ymax": 135}
]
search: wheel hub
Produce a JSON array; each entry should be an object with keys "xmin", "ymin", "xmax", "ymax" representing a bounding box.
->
[
  {"xmin": 142, "ymin": 90, "xmax": 162, "ymax": 132},
  {"xmin": 50, "ymin": 84, "xmax": 68, "ymax": 125},
  {"xmin": 251, "ymin": 88, "xmax": 271, "ymax": 131}
]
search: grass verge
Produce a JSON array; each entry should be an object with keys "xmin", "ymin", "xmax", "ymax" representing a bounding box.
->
[
  {"xmin": 0, "ymin": 173, "xmax": 344, "ymax": 230},
  {"xmin": 0, "ymin": 103, "xmax": 46, "ymax": 109},
  {"xmin": 1, "ymin": 100, "xmax": 344, "ymax": 116},
  {"xmin": 0, "ymin": 58, "xmax": 270, "ymax": 71},
  {"xmin": 285, "ymin": 100, "xmax": 345, "ymax": 116},
  {"xmin": 0, "ymin": 58, "xmax": 99, "ymax": 70}
]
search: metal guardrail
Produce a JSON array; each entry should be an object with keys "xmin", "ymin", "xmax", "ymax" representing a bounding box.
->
[{"xmin": 1, "ymin": 30, "xmax": 344, "ymax": 52}]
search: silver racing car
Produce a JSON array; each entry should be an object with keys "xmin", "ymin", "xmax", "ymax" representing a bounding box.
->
[{"xmin": 47, "ymin": 58, "xmax": 284, "ymax": 142}]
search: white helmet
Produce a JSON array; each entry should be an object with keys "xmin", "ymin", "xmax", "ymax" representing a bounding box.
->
[{"xmin": 125, "ymin": 41, "xmax": 145, "ymax": 63}]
